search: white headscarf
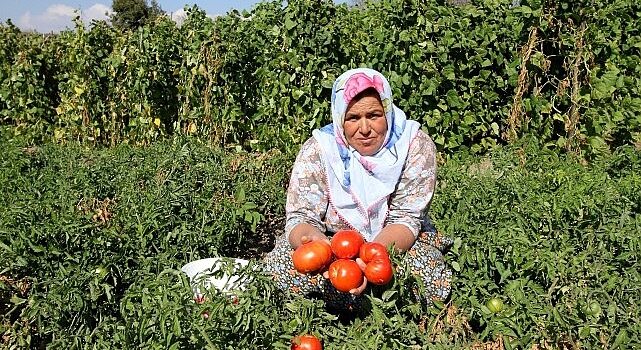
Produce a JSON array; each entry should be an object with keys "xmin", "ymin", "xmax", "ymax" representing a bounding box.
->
[{"xmin": 312, "ymin": 68, "xmax": 420, "ymax": 240}]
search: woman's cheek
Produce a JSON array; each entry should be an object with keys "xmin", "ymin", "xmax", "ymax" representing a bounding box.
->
[{"xmin": 343, "ymin": 122, "xmax": 357, "ymax": 139}]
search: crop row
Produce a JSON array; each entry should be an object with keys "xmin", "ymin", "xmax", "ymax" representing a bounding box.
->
[
  {"xmin": 1, "ymin": 0, "xmax": 640, "ymax": 156},
  {"xmin": 1, "ymin": 136, "xmax": 639, "ymax": 348}
]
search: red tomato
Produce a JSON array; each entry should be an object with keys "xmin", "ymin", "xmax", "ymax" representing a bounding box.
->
[
  {"xmin": 291, "ymin": 334, "xmax": 322, "ymax": 350},
  {"xmin": 359, "ymin": 242, "xmax": 389, "ymax": 263},
  {"xmin": 364, "ymin": 258, "xmax": 393, "ymax": 285},
  {"xmin": 330, "ymin": 230, "xmax": 365, "ymax": 259},
  {"xmin": 328, "ymin": 259, "xmax": 364, "ymax": 292},
  {"xmin": 292, "ymin": 241, "xmax": 332, "ymax": 274}
]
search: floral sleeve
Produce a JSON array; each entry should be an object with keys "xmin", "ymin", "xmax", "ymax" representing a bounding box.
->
[
  {"xmin": 386, "ymin": 131, "xmax": 437, "ymax": 238},
  {"xmin": 285, "ymin": 138, "xmax": 329, "ymax": 237}
]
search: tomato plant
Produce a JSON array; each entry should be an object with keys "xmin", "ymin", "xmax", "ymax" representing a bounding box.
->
[
  {"xmin": 291, "ymin": 334, "xmax": 322, "ymax": 350},
  {"xmin": 364, "ymin": 258, "xmax": 393, "ymax": 285},
  {"xmin": 292, "ymin": 241, "xmax": 333, "ymax": 274},
  {"xmin": 359, "ymin": 242, "xmax": 388, "ymax": 263},
  {"xmin": 328, "ymin": 259, "xmax": 364, "ymax": 293},
  {"xmin": 330, "ymin": 230, "xmax": 364, "ymax": 259}
]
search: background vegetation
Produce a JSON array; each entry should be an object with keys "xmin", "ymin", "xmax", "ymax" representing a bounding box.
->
[
  {"xmin": 110, "ymin": 0, "xmax": 164, "ymax": 30},
  {"xmin": 1, "ymin": 136, "xmax": 639, "ymax": 348},
  {"xmin": 1, "ymin": 0, "xmax": 639, "ymax": 156},
  {"xmin": 1, "ymin": 0, "xmax": 640, "ymax": 348}
]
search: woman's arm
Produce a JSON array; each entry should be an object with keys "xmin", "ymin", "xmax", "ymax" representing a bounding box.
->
[
  {"xmin": 382, "ymin": 131, "xmax": 437, "ymax": 252},
  {"xmin": 374, "ymin": 224, "xmax": 415, "ymax": 252},
  {"xmin": 285, "ymin": 138, "xmax": 330, "ymax": 249}
]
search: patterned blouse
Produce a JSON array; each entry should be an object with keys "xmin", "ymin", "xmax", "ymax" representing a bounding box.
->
[{"xmin": 285, "ymin": 130, "xmax": 438, "ymax": 241}]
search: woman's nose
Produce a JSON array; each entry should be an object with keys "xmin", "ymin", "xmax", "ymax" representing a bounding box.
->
[{"xmin": 359, "ymin": 119, "xmax": 371, "ymax": 134}]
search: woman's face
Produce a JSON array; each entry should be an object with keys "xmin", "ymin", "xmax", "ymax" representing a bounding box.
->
[{"xmin": 343, "ymin": 89, "xmax": 387, "ymax": 156}]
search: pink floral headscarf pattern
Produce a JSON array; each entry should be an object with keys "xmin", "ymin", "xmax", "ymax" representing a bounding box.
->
[
  {"xmin": 343, "ymin": 73, "xmax": 385, "ymax": 104},
  {"xmin": 312, "ymin": 68, "xmax": 421, "ymax": 239}
]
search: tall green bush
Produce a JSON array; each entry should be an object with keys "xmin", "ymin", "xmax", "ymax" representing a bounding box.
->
[{"xmin": 1, "ymin": 0, "xmax": 639, "ymax": 155}]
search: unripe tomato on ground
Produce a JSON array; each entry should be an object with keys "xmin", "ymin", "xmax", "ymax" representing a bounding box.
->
[
  {"xmin": 331, "ymin": 230, "xmax": 365, "ymax": 259},
  {"xmin": 328, "ymin": 259, "xmax": 363, "ymax": 292},
  {"xmin": 486, "ymin": 297, "xmax": 504, "ymax": 313},
  {"xmin": 364, "ymin": 258, "xmax": 393, "ymax": 285},
  {"xmin": 291, "ymin": 334, "xmax": 322, "ymax": 350},
  {"xmin": 94, "ymin": 266, "xmax": 107, "ymax": 276},
  {"xmin": 292, "ymin": 240, "xmax": 333, "ymax": 274},
  {"xmin": 582, "ymin": 300, "xmax": 602, "ymax": 317},
  {"xmin": 359, "ymin": 242, "xmax": 389, "ymax": 263}
]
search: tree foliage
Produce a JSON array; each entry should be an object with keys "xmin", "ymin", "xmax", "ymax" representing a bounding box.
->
[{"xmin": 110, "ymin": 0, "xmax": 164, "ymax": 30}]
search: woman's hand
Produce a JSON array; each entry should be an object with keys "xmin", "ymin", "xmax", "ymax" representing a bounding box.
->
[
  {"xmin": 350, "ymin": 257, "xmax": 368, "ymax": 295},
  {"xmin": 300, "ymin": 233, "xmax": 330, "ymax": 245},
  {"xmin": 289, "ymin": 223, "xmax": 330, "ymax": 249}
]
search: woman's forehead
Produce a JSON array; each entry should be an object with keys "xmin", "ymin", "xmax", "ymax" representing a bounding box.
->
[{"xmin": 346, "ymin": 94, "xmax": 384, "ymax": 116}]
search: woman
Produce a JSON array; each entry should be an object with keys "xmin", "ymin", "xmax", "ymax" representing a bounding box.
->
[{"xmin": 263, "ymin": 68, "xmax": 452, "ymax": 311}]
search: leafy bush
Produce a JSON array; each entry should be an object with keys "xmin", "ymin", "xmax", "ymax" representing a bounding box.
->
[
  {"xmin": 1, "ymin": 137, "xmax": 639, "ymax": 348},
  {"xmin": 1, "ymin": 0, "xmax": 640, "ymax": 155},
  {"xmin": 434, "ymin": 138, "xmax": 641, "ymax": 346}
]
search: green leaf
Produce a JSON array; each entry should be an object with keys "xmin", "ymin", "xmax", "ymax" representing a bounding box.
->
[
  {"xmin": 284, "ymin": 18, "xmax": 296, "ymax": 31},
  {"xmin": 235, "ymin": 187, "xmax": 246, "ymax": 203},
  {"xmin": 579, "ymin": 326, "xmax": 591, "ymax": 339},
  {"xmin": 292, "ymin": 89, "xmax": 304, "ymax": 100},
  {"xmin": 10, "ymin": 295, "xmax": 26, "ymax": 305},
  {"xmin": 491, "ymin": 122, "xmax": 499, "ymax": 135}
]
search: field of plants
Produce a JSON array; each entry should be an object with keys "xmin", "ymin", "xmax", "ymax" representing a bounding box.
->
[
  {"xmin": 1, "ymin": 135, "xmax": 639, "ymax": 348},
  {"xmin": 1, "ymin": 0, "xmax": 640, "ymax": 348}
]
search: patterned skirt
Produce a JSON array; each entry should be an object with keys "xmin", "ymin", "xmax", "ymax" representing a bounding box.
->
[{"xmin": 261, "ymin": 229, "xmax": 452, "ymax": 313}]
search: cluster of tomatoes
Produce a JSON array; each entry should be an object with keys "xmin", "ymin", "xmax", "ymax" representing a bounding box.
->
[{"xmin": 291, "ymin": 229, "xmax": 394, "ymax": 293}]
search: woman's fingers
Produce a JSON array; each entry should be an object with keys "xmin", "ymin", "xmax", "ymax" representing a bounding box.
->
[
  {"xmin": 301, "ymin": 233, "xmax": 330, "ymax": 245},
  {"xmin": 350, "ymin": 277, "xmax": 368, "ymax": 295},
  {"xmin": 310, "ymin": 233, "xmax": 331, "ymax": 245},
  {"xmin": 355, "ymin": 257, "xmax": 367, "ymax": 271}
]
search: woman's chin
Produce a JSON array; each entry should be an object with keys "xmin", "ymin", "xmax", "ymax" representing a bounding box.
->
[
  {"xmin": 354, "ymin": 144, "xmax": 379, "ymax": 156},
  {"xmin": 349, "ymin": 137, "xmax": 384, "ymax": 156}
]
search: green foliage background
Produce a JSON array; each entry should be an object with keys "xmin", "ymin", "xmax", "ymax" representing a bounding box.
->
[
  {"xmin": 1, "ymin": 0, "xmax": 640, "ymax": 155},
  {"xmin": 1, "ymin": 137, "xmax": 639, "ymax": 348},
  {"xmin": 1, "ymin": 0, "xmax": 641, "ymax": 348}
]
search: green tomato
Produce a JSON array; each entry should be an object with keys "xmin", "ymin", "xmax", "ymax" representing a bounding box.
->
[
  {"xmin": 486, "ymin": 297, "xmax": 504, "ymax": 313},
  {"xmin": 94, "ymin": 266, "xmax": 108, "ymax": 279},
  {"xmin": 582, "ymin": 300, "xmax": 601, "ymax": 317}
]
